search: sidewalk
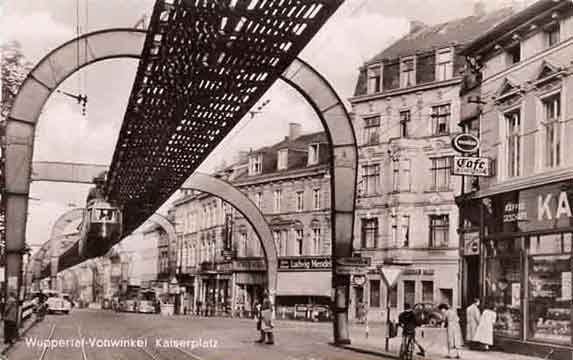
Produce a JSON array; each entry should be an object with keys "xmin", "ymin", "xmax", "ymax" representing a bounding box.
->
[
  {"xmin": 0, "ymin": 315, "xmax": 39, "ymax": 355},
  {"xmin": 344, "ymin": 322, "xmax": 543, "ymax": 360}
]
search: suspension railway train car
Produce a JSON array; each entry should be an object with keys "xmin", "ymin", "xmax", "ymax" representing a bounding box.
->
[{"xmin": 78, "ymin": 199, "xmax": 122, "ymax": 258}]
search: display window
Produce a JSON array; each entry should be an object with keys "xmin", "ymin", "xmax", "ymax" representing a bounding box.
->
[
  {"xmin": 527, "ymin": 233, "xmax": 572, "ymax": 345},
  {"xmin": 485, "ymin": 238, "xmax": 522, "ymax": 338}
]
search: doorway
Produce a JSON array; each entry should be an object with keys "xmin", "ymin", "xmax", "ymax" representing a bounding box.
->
[{"xmin": 464, "ymin": 255, "xmax": 480, "ymax": 307}]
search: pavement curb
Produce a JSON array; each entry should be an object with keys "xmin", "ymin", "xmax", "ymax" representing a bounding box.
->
[
  {"xmin": 1, "ymin": 316, "xmax": 40, "ymax": 356},
  {"xmin": 332, "ymin": 342, "xmax": 400, "ymax": 359}
]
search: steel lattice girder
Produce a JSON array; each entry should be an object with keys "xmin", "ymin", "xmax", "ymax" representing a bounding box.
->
[{"xmin": 106, "ymin": 0, "xmax": 344, "ymax": 234}]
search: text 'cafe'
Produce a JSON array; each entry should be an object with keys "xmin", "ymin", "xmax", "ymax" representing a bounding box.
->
[{"xmin": 459, "ymin": 179, "xmax": 573, "ymax": 358}]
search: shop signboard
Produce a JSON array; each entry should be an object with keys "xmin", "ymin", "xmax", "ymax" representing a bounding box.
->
[
  {"xmin": 561, "ymin": 272, "xmax": 571, "ymax": 301},
  {"xmin": 233, "ymin": 259, "xmax": 266, "ymax": 272},
  {"xmin": 402, "ymin": 268, "xmax": 434, "ymax": 276},
  {"xmin": 463, "ymin": 232, "xmax": 480, "ymax": 255},
  {"xmin": 485, "ymin": 180, "xmax": 573, "ymax": 234},
  {"xmin": 278, "ymin": 256, "xmax": 332, "ymax": 271},
  {"xmin": 451, "ymin": 156, "xmax": 492, "ymax": 177}
]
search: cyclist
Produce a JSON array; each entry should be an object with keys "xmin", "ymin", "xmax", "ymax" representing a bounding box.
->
[{"xmin": 398, "ymin": 303, "xmax": 426, "ymax": 358}]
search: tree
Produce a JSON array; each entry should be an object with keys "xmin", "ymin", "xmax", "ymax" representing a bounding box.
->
[
  {"xmin": 0, "ymin": 41, "xmax": 32, "ymax": 261},
  {"xmin": 1, "ymin": 41, "xmax": 33, "ymax": 121}
]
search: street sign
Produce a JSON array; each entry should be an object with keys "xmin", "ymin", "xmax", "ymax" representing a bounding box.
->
[
  {"xmin": 335, "ymin": 266, "xmax": 368, "ymax": 275},
  {"xmin": 452, "ymin": 156, "xmax": 492, "ymax": 177},
  {"xmin": 336, "ymin": 257, "xmax": 371, "ymax": 267},
  {"xmin": 352, "ymin": 275, "xmax": 366, "ymax": 286},
  {"xmin": 381, "ymin": 268, "xmax": 402, "ymax": 288},
  {"xmin": 451, "ymin": 133, "xmax": 480, "ymax": 153},
  {"xmin": 334, "ymin": 257, "xmax": 370, "ymax": 275}
]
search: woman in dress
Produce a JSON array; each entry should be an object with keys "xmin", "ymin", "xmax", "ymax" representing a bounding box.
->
[
  {"xmin": 473, "ymin": 303, "xmax": 497, "ymax": 350},
  {"xmin": 439, "ymin": 304, "xmax": 463, "ymax": 359}
]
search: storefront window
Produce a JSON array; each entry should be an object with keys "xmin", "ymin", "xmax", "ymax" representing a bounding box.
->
[
  {"xmin": 485, "ymin": 238, "xmax": 522, "ymax": 338},
  {"xmin": 370, "ymin": 280, "xmax": 380, "ymax": 308},
  {"xmin": 527, "ymin": 233, "xmax": 572, "ymax": 345},
  {"xmin": 422, "ymin": 281, "xmax": 434, "ymax": 303},
  {"xmin": 404, "ymin": 280, "xmax": 415, "ymax": 308}
]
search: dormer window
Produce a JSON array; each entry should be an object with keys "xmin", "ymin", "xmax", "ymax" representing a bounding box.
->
[
  {"xmin": 308, "ymin": 144, "xmax": 319, "ymax": 166},
  {"xmin": 367, "ymin": 64, "xmax": 382, "ymax": 94},
  {"xmin": 277, "ymin": 149, "xmax": 288, "ymax": 170},
  {"xmin": 506, "ymin": 43, "xmax": 521, "ymax": 66},
  {"xmin": 545, "ymin": 23, "xmax": 560, "ymax": 48},
  {"xmin": 436, "ymin": 49, "xmax": 453, "ymax": 81},
  {"xmin": 248, "ymin": 153, "xmax": 262, "ymax": 175},
  {"xmin": 400, "ymin": 58, "xmax": 415, "ymax": 88}
]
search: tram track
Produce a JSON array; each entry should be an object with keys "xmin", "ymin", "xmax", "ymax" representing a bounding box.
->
[
  {"xmin": 136, "ymin": 342, "xmax": 207, "ymax": 360},
  {"xmin": 37, "ymin": 323, "xmax": 88, "ymax": 360}
]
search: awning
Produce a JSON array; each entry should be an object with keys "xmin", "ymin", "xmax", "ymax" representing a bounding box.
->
[{"xmin": 277, "ymin": 271, "xmax": 331, "ymax": 297}]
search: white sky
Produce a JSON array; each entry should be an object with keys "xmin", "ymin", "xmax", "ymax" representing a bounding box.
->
[{"xmin": 1, "ymin": 0, "xmax": 515, "ymax": 255}]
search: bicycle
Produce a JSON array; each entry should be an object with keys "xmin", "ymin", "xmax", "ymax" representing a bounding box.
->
[{"xmin": 399, "ymin": 332, "xmax": 416, "ymax": 360}]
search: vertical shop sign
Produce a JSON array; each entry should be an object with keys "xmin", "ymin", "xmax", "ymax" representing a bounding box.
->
[
  {"xmin": 511, "ymin": 283, "xmax": 520, "ymax": 307},
  {"xmin": 561, "ymin": 272, "xmax": 571, "ymax": 301}
]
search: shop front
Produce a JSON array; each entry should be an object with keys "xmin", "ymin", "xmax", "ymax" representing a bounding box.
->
[
  {"xmin": 275, "ymin": 256, "xmax": 332, "ymax": 321},
  {"xmin": 232, "ymin": 258, "xmax": 267, "ymax": 318},
  {"xmin": 473, "ymin": 179, "xmax": 573, "ymax": 359}
]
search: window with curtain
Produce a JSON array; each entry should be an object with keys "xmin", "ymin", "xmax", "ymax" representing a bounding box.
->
[{"xmin": 429, "ymin": 214, "xmax": 449, "ymax": 248}]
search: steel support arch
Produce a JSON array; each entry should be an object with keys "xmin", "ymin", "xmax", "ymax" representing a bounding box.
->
[
  {"xmin": 280, "ymin": 58, "xmax": 357, "ymax": 345},
  {"xmin": 4, "ymin": 29, "xmax": 146, "ymax": 324},
  {"xmin": 6, "ymin": 29, "xmax": 357, "ymax": 344},
  {"xmin": 182, "ymin": 172, "xmax": 278, "ymax": 303}
]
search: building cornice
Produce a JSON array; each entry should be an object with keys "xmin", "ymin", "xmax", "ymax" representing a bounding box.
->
[
  {"xmin": 482, "ymin": 36, "xmax": 573, "ymax": 85},
  {"xmin": 350, "ymin": 78, "xmax": 462, "ymax": 104}
]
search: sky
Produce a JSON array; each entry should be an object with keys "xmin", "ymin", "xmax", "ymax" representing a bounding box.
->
[{"xmin": 1, "ymin": 0, "xmax": 520, "ymax": 255}]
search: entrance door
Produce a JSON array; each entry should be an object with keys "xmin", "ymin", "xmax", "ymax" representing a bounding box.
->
[
  {"xmin": 355, "ymin": 286, "xmax": 364, "ymax": 318},
  {"xmin": 465, "ymin": 255, "xmax": 480, "ymax": 307}
]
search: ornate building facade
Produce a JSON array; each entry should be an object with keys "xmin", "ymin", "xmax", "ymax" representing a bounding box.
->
[{"xmin": 348, "ymin": 8, "xmax": 511, "ymax": 321}]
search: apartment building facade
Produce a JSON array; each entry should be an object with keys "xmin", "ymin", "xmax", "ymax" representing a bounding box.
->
[
  {"xmin": 171, "ymin": 124, "xmax": 333, "ymax": 318},
  {"xmin": 458, "ymin": 0, "xmax": 573, "ymax": 357},
  {"xmin": 348, "ymin": 8, "xmax": 511, "ymax": 321}
]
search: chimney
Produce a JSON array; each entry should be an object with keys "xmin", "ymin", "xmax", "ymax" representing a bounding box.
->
[
  {"xmin": 235, "ymin": 150, "xmax": 249, "ymax": 163},
  {"xmin": 409, "ymin": 20, "xmax": 426, "ymax": 34},
  {"xmin": 473, "ymin": 1, "xmax": 486, "ymax": 17},
  {"xmin": 289, "ymin": 122, "xmax": 302, "ymax": 140}
]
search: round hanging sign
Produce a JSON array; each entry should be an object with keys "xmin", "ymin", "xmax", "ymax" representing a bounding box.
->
[{"xmin": 451, "ymin": 133, "xmax": 480, "ymax": 153}]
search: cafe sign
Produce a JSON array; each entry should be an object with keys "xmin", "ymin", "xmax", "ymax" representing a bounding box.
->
[
  {"xmin": 451, "ymin": 133, "xmax": 480, "ymax": 154},
  {"xmin": 487, "ymin": 180, "xmax": 573, "ymax": 234},
  {"xmin": 452, "ymin": 156, "xmax": 492, "ymax": 177}
]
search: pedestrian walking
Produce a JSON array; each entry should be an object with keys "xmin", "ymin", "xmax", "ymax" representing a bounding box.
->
[
  {"xmin": 260, "ymin": 292, "xmax": 274, "ymax": 344},
  {"xmin": 3, "ymin": 292, "xmax": 18, "ymax": 345},
  {"xmin": 466, "ymin": 298, "xmax": 481, "ymax": 346},
  {"xmin": 254, "ymin": 292, "xmax": 274, "ymax": 344},
  {"xmin": 473, "ymin": 303, "xmax": 497, "ymax": 350},
  {"xmin": 439, "ymin": 304, "xmax": 463, "ymax": 359},
  {"xmin": 254, "ymin": 301, "xmax": 263, "ymax": 342}
]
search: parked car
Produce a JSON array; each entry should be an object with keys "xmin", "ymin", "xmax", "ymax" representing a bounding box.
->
[
  {"xmin": 311, "ymin": 305, "xmax": 331, "ymax": 322},
  {"xmin": 413, "ymin": 303, "xmax": 444, "ymax": 327},
  {"xmin": 46, "ymin": 296, "xmax": 72, "ymax": 315}
]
